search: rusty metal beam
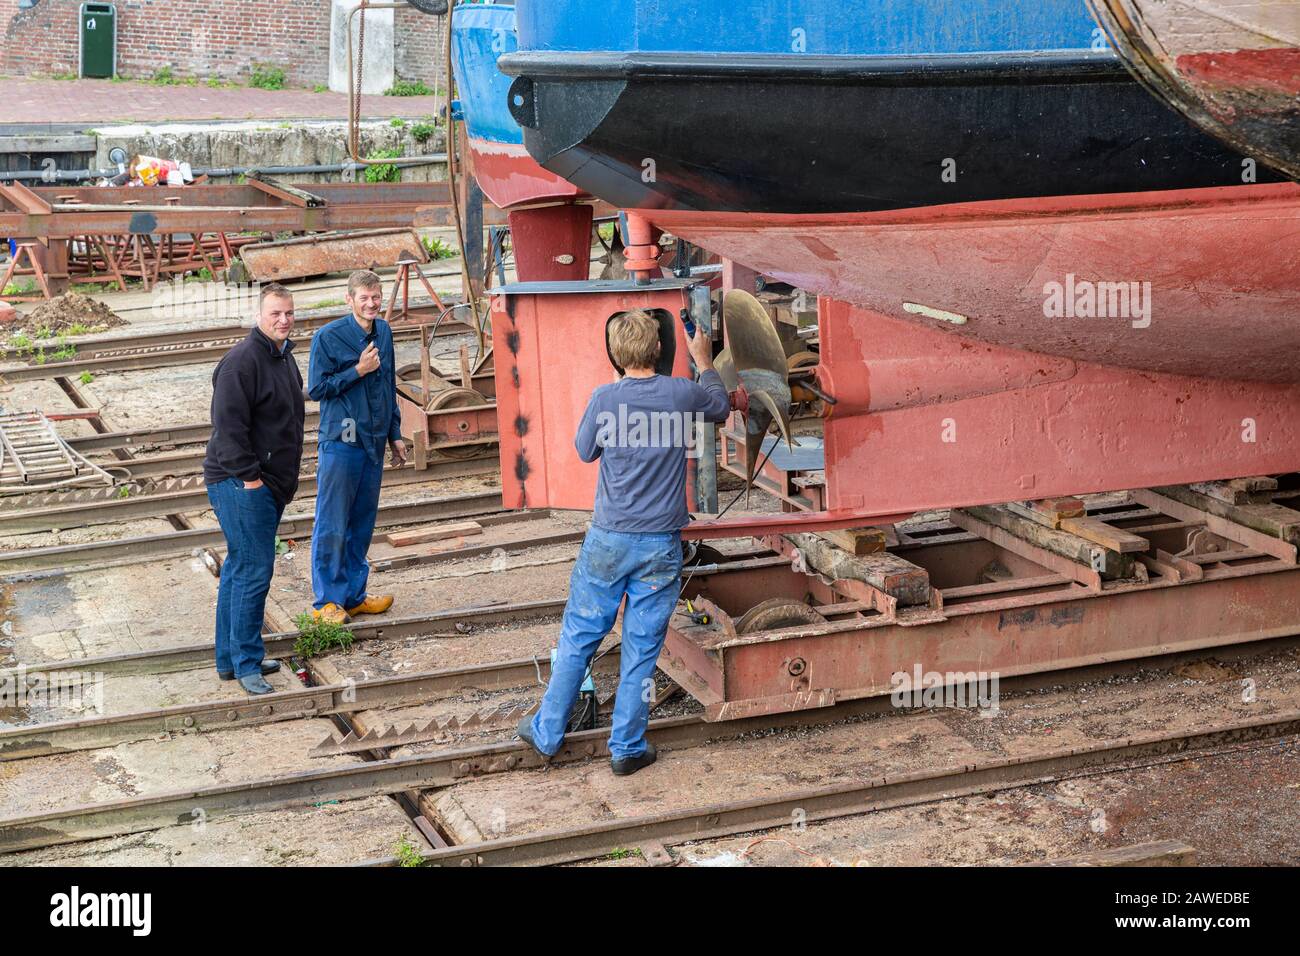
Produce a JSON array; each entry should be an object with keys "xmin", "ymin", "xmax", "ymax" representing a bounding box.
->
[{"xmin": 0, "ymin": 182, "xmax": 510, "ymax": 238}]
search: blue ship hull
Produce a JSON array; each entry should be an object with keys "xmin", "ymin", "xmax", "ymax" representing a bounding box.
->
[{"xmin": 499, "ymin": 0, "xmax": 1275, "ymax": 213}]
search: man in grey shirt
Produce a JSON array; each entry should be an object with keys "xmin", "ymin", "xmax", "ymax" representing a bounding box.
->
[{"xmin": 519, "ymin": 309, "xmax": 731, "ymax": 775}]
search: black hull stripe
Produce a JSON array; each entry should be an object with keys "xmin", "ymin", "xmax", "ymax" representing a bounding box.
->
[{"xmin": 499, "ymin": 49, "xmax": 1129, "ymax": 84}]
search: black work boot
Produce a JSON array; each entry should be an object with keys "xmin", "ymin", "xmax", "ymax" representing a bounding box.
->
[
  {"xmin": 611, "ymin": 742, "xmax": 657, "ymax": 776},
  {"xmin": 219, "ymin": 660, "xmax": 280, "ymax": 681},
  {"xmin": 516, "ymin": 714, "xmax": 552, "ymax": 762},
  {"xmin": 238, "ymin": 674, "xmax": 275, "ymax": 696}
]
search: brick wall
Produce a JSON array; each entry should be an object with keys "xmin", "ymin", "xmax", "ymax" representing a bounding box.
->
[{"xmin": 2, "ymin": 0, "xmax": 447, "ymax": 88}]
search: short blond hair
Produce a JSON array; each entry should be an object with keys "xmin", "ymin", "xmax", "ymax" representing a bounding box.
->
[
  {"xmin": 347, "ymin": 269, "xmax": 382, "ymax": 297},
  {"xmin": 608, "ymin": 310, "xmax": 660, "ymax": 370}
]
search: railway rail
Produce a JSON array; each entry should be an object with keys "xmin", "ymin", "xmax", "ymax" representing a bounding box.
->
[
  {"xmin": 0, "ymin": 489, "xmax": 514, "ymax": 574},
  {"xmin": 0, "ymin": 309, "xmax": 473, "ymax": 382},
  {"xmin": 0, "ymin": 601, "xmax": 575, "ymax": 761},
  {"xmin": 4, "ymin": 651, "xmax": 1296, "ymax": 856},
  {"xmin": 381, "ymin": 711, "xmax": 1300, "ymax": 867},
  {"xmin": 0, "ymin": 455, "xmax": 501, "ymax": 532}
]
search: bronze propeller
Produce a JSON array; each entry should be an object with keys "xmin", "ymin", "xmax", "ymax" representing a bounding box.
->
[{"xmin": 715, "ymin": 289, "xmax": 794, "ymax": 495}]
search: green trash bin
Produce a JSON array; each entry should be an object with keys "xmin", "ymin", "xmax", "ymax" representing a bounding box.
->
[{"xmin": 79, "ymin": 3, "xmax": 117, "ymax": 79}]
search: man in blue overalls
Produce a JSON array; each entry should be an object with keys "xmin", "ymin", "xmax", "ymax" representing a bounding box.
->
[{"xmin": 307, "ymin": 270, "xmax": 407, "ymax": 624}]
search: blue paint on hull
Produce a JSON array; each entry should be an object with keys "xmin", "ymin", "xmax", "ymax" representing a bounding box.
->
[
  {"xmin": 516, "ymin": 0, "xmax": 1106, "ymax": 56},
  {"xmin": 451, "ymin": 2, "xmax": 523, "ymax": 146}
]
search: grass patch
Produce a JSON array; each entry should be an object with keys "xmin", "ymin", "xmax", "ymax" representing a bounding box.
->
[
  {"xmin": 384, "ymin": 79, "xmax": 433, "ymax": 97},
  {"xmin": 149, "ymin": 67, "xmax": 179, "ymax": 86},
  {"xmin": 605, "ymin": 847, "xmax": 643, "ymax": 861},
  {"xmin": 311, "ymin": 298, "xmax": 346, "ymax": 309},
  {"xmin": 390, "ymin": 117, "xmax": 408, "ymax": 129},
  {"xmin": 78, "ymin": 371, "xmax": 94, "ymax": 385},
  {"xmin": 2, "ymin": 280, "xmax": 39, "ymax": 297},
  {"xmin": 292, "ymin": 612, "xmax": 355, "ymax": 658},
  {"xmin": 395, "ymin": 837, "xmax": 425, "ymax": 868},
  {"xmin": 411, "ymin": 121, "xmax": 437, "ymax": 144},
  {"xmin": 250, "ymin": 65, "xmax": 287, "ymax": 91},
  {"xmin": 71, "ymin": 281, "xmax": 120, "ymax": 295}
]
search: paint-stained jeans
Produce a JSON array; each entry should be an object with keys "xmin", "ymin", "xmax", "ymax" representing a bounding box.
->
[
  {"xmin": 529, "ymin": 526, "xmax": 683, "ymax": 760},
  {"xmin": 312, "ymin": 440, "xmax": 384, "ymax": 610},
  {"xmin": 208, "ymin": 477, "xmax": 285, "ymax": 679}
]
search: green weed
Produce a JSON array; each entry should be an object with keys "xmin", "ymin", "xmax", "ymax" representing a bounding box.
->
[
  {"xmin": 292, "ymin": 612, "xmax": 355, "ymax": 658},
  {"xmin": 395, "ymin": 837, "xmax": 425, "ymax": 868},
  {"xmin": 365, "ymin": 148, "xmax": 403, "ymax": 184},
  {"xmin": 250, "ymin": 65, "xmax": 286, "ymax": 91},
  {"xmin": 384, "ymin": 79, "xmax": 433, "ymax": 97}
]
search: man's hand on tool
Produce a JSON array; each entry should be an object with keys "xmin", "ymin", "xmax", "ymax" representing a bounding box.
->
[
  {"xmin": 390, "ymin": 439, "xmax": 408, "ymax": 467},
  {"xmin": 356, "ymin": 343, "xmax": 381, "ymax": 377},
  {"xmin": 687, "ymin": 324, "xmax": 714, "ymax": 372}
]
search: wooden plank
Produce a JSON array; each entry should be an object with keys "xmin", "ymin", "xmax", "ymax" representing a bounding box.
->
[
  {"xmin": 814, "ymin": 525, "xmax": 896, "ymax": 556},
  {"xmin": 785, "ymin": 532, "xmax": 930, "ymax": 606},
  {"xmin": 1059, "ymin": 515, "xmax": 1150, "ymax": 554},
  {"xmin": 957, "ymin": 505, "xmax": 1135, "ymax": 580},
  {"xmin": 1188, "ymin": 476, "xmax": 1278, "ymax": 505},
  {"xmin": 1006, "ymin": 496, "xmax": 1086, "ymax": 529},
  {"xmin": 386, "ymin": 520, "xmax": 483, "ymax": 548},
  {"xmin": 1025, "ymin": 840, "xmax": 1197, "ymax": 867},
  {"xmin": 1153, "ymin": 484, "xmax": 1300, "ymax": 548}
]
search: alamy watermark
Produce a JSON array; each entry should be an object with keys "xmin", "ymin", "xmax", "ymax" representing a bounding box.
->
[
  {"xmin": 1, "ymin": 667, "xmax": 104, "ymax": 715},
  {"xmin": 151, "ymin": 277, "xmax": 262, "ymax": 322},
  {"xmin": 890, "ymin": 664, "xmax": 1000, "ymax": 713},
  {"xmin": 1042, "ymin": 273, "xmax": 1151, "ymax": 329},
  {"xmin": 594, "ymin": 406, "xmax": 707, "ymax": 459},
  {"xmin": 50, "ymin": 886, "xmax": 151, "ymax": 936}
]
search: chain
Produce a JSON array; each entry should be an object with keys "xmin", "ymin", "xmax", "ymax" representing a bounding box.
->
[{"xmin": 352, "ymin": 0, "xmax": 369, "ymax": 160}]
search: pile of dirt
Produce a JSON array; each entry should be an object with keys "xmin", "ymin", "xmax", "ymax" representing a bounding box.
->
[{"xmin": 11, "ymin": 293, "xmax": 127, "ymax": 337}]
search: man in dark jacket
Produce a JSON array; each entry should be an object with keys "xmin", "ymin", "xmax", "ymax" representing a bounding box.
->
[
  {"xmin": 203, "ymin": 283, "xmax": 306, "ymax": 695},
  {"xmin": 306, "ymin": 270, "xmax": 407, "ymax": 625}
]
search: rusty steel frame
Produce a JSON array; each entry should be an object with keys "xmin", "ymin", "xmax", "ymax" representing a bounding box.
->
[
  {"xmin": 0, "ymin": 181, "xmax": 510, "ymax": 296},
  {"xmin": 0, "ymin": 182, "xmax": 505, "ymax": 239},
  {"xmin": 663, "ymin": 492, "xmax": 1300, "ymax": 720}
]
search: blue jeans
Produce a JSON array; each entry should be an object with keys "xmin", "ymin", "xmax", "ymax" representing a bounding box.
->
[
  {"xmin": 529, "ymin": 526, "xmax": 683, "ymax": 760},
  {"xmin": 207, "ymin": 477, "xmax": 285, "ymax": 679},
  {"xmin": 312, "ymin": 440, "xmax": 384, "ymax": 610}
]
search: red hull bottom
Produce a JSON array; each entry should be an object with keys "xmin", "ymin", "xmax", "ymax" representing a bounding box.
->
[
  {"xmin": 650, "ymin": 183, "xmax": 1300, "ymax": 384},
  {"xmin": 811, "ymin": 299, "xmax": 1300, "ymax": 521}
]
